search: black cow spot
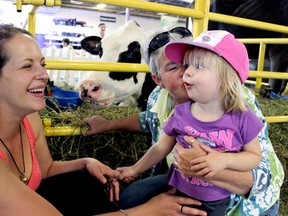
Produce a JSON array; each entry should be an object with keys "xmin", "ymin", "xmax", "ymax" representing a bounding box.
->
[
  {"xmin": 108, "ymin": 41, "xmax": 142, "ymax": 84},
  {"xmin": 137, "ymin": 73, "xmax": 157, "ymax": 111}
]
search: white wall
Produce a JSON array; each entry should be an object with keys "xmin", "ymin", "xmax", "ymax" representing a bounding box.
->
[
  {"xmin": 0, "ymin": 1, "xmax": 35, "ymax": 26},
  {"xmin": 0, "ymin": 3, "xmax": 186, "ymax": 36},
  {"xmin": 36, "ymin": 7, "xmax": 186, "ymax": 36}
]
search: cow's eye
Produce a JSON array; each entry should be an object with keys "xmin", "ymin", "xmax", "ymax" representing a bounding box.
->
[{"xmin": 92, "ymin": 85, "xmax": 100, "ymax": 91}]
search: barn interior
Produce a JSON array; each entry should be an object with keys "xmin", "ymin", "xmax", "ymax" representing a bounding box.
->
[{"xmin": 1, "ymin": 0, "xmax": 288, "ymax": 215}]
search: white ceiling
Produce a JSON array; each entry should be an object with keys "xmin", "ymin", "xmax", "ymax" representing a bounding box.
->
[
  {"xmin": 60, "ymin": 0, "xmax": 195, "ymax": 18},
  {"xmin": 0, "ymin": 0, "xmax": 195, "ymax": 22}
]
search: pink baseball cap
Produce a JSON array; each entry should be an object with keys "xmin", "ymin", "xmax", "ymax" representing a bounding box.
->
[{"xmin": 164, "ymin": 30, "xmax": 249, "ymax": 84}]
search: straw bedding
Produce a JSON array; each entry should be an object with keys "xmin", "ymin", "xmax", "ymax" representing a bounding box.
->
[{"xmin": 40, "ymin": 95, "xmax": 288, "ymax": 215}]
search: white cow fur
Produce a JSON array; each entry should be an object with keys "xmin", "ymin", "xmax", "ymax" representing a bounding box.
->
[{"xmin": 79, "ymin": 20, "xmax": 147, "ymax": 108}]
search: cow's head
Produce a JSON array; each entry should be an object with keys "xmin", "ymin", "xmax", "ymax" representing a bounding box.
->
[{"xmin": 79, "ymin": 20, "xmax": 147, "ymax": 108}]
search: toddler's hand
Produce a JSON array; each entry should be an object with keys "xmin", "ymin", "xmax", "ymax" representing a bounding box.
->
[{"xmin": 117, "ymin": 166, "xmax": 138, "ymax": 182}]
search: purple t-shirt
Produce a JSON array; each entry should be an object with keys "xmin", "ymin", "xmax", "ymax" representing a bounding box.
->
[{"xmin": 163, "ymin": 101, "xmax": 263, "ymax": 201}]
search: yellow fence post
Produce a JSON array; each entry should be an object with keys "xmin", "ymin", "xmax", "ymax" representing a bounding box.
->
[
  {"xmin": 193, "ymin": 0, "xmax": 210, "ymax": 36},
  {"xmin": 255, "ymin": 42, "xmax": 267, "ymax": 94},
  {"xmin": 28, "ymin": 6, "xmax": 38, "ymax": 36}
]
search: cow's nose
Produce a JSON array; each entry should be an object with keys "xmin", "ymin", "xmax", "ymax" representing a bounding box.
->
[{"xmin": 81, "ymin": 88, "xmax": 89, "ymax": 97}]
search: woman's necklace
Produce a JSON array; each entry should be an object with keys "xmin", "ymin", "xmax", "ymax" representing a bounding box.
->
[{"xmin": 0, "ymin": 125, "xmax": 28, "ymax": 184}]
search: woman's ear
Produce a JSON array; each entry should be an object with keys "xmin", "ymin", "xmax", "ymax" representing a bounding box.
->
[{"xmin": 151, "ymin": 74, "xmax": 162, "ymax": 87}]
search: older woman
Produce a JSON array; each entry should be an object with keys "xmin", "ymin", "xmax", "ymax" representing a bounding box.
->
[{"xmin": 84, "ymin": 26, "xmax": 284, "ymax": 215}]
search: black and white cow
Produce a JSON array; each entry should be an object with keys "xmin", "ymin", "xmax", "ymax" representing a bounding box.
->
[
  {"xmin": 79, "ymin": 20, "xmax": 156, "ymax": 110},
  {"xmin": 209, "ymin": 0, "xmax": 288, "ymax": 94}
]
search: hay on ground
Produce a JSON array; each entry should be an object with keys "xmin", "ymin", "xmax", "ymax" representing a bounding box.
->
[{"xmin": 40, "ymin": 95, "xmax": 288, "ymax": 215}]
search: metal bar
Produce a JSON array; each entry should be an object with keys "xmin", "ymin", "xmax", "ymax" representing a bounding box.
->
[
  {"xmin": 28, "ymin": 6, "xmax": 38, "ymax": 36},
  {"xmin": 265, "ymin": 116, "xmax": 288, "ymax": 124},
  {"xmin": 43, "ymin": 113, "xmax": 288, "ymax": 136},
  {"xmin": 249, "ymin": 71, "xmax": 288, "ymax": 79},
  {"xmin": 209, "ymin": 12, "xmax": 288, "ymax": 35},
  {"xmin": 255, "ymin": 42, "xmax": 266, "ymax": 90},
  {"xmin": 44, "ymin": 126, "xmax": 82, "ymax": 136},
  {"xmin": 45, "ymin": 60, "xmax": 288, "ymax": 80},
  {"xmin": 45, "ymin": 60, "xmax": 150, "ymax": 72},
  {"xmin": 239, "ymin": 38, "xmax": 288, "ymax": 44},
  {"xmin": 78, "ymin": 0, "xmax": 204, "ymax": 18},
  {"xmin": 192, "ymin": 0, "xmax": 210, "ymax": 36}
]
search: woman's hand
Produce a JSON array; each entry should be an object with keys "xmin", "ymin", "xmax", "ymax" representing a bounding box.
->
[
  {"xmin": 145, "ymin": 188, "xmax": 207, "ymax": 216},
  {"xmin": 83, "ymin": 115, "xmax": 109, "ymax": 136},
  {"xmin": 173, "ymin": 136, "xmax": 207, "ymax": 177},
  {"xmin": 85, "ymin": 158, "xmax": 120, "ymax": 201}
]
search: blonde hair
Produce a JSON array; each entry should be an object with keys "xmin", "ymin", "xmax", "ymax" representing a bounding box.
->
[{"xmin": 185, "ymin": 47, "xmax": 247, "ymax": 113}]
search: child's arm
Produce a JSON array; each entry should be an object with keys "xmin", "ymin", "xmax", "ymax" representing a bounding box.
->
[
  {"xmin": 225, "ymin": 136, "xmax": 262, "ymax": 171},
  {"xmin": 117, "ymin": 133, "xmax": 175, "ymax": 180},
  {"xmin": 190, "ymin": 136, "xmax": 262, "ymax": 178}
]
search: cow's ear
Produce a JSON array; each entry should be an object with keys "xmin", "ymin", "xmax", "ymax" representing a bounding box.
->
[
  {"xmin": 151, "ymin": 74, "xmax": 162, "ymax": 87},
  {"xmin": 81, "ymin": 36, "xmax": 102, "ymax": 55}
]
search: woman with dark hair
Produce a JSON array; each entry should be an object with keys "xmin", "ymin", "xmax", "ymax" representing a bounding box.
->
[{"xmin": 0, "ymin": 23, "xmax": 206, "ymax": 216}]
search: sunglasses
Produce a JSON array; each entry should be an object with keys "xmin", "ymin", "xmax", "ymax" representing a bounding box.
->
[{"xmin": 148, "ymin": 27, "xmax": 192, "ymax": 57}]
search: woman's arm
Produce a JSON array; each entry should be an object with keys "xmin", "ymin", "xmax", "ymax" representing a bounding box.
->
[
  {"xmin": 0, "ymin": 163, "xmax": 207, "ymax": 216},
  {"xmin": 83, "ymin": 114, "xmax": 142, "ymax": 136},
  {"xmin": 29, "ymin": 112, "xmax": 119, "ymax": 179},
  {"xmin": 99, "ymin": 189, "xmax": 207, "ymax": 216},
  {"xmin": 29, "ymin": 112, "xmax": 120, "ymax": 201},
  {"xmin": 174, "ymin": 136, "xmax": 253, "ymax": 195}
]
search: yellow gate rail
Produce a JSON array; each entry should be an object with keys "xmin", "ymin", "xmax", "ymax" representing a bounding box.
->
[{"xmin": 42, "ymin": 115, "xmax": 288, "ymax": 137}]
